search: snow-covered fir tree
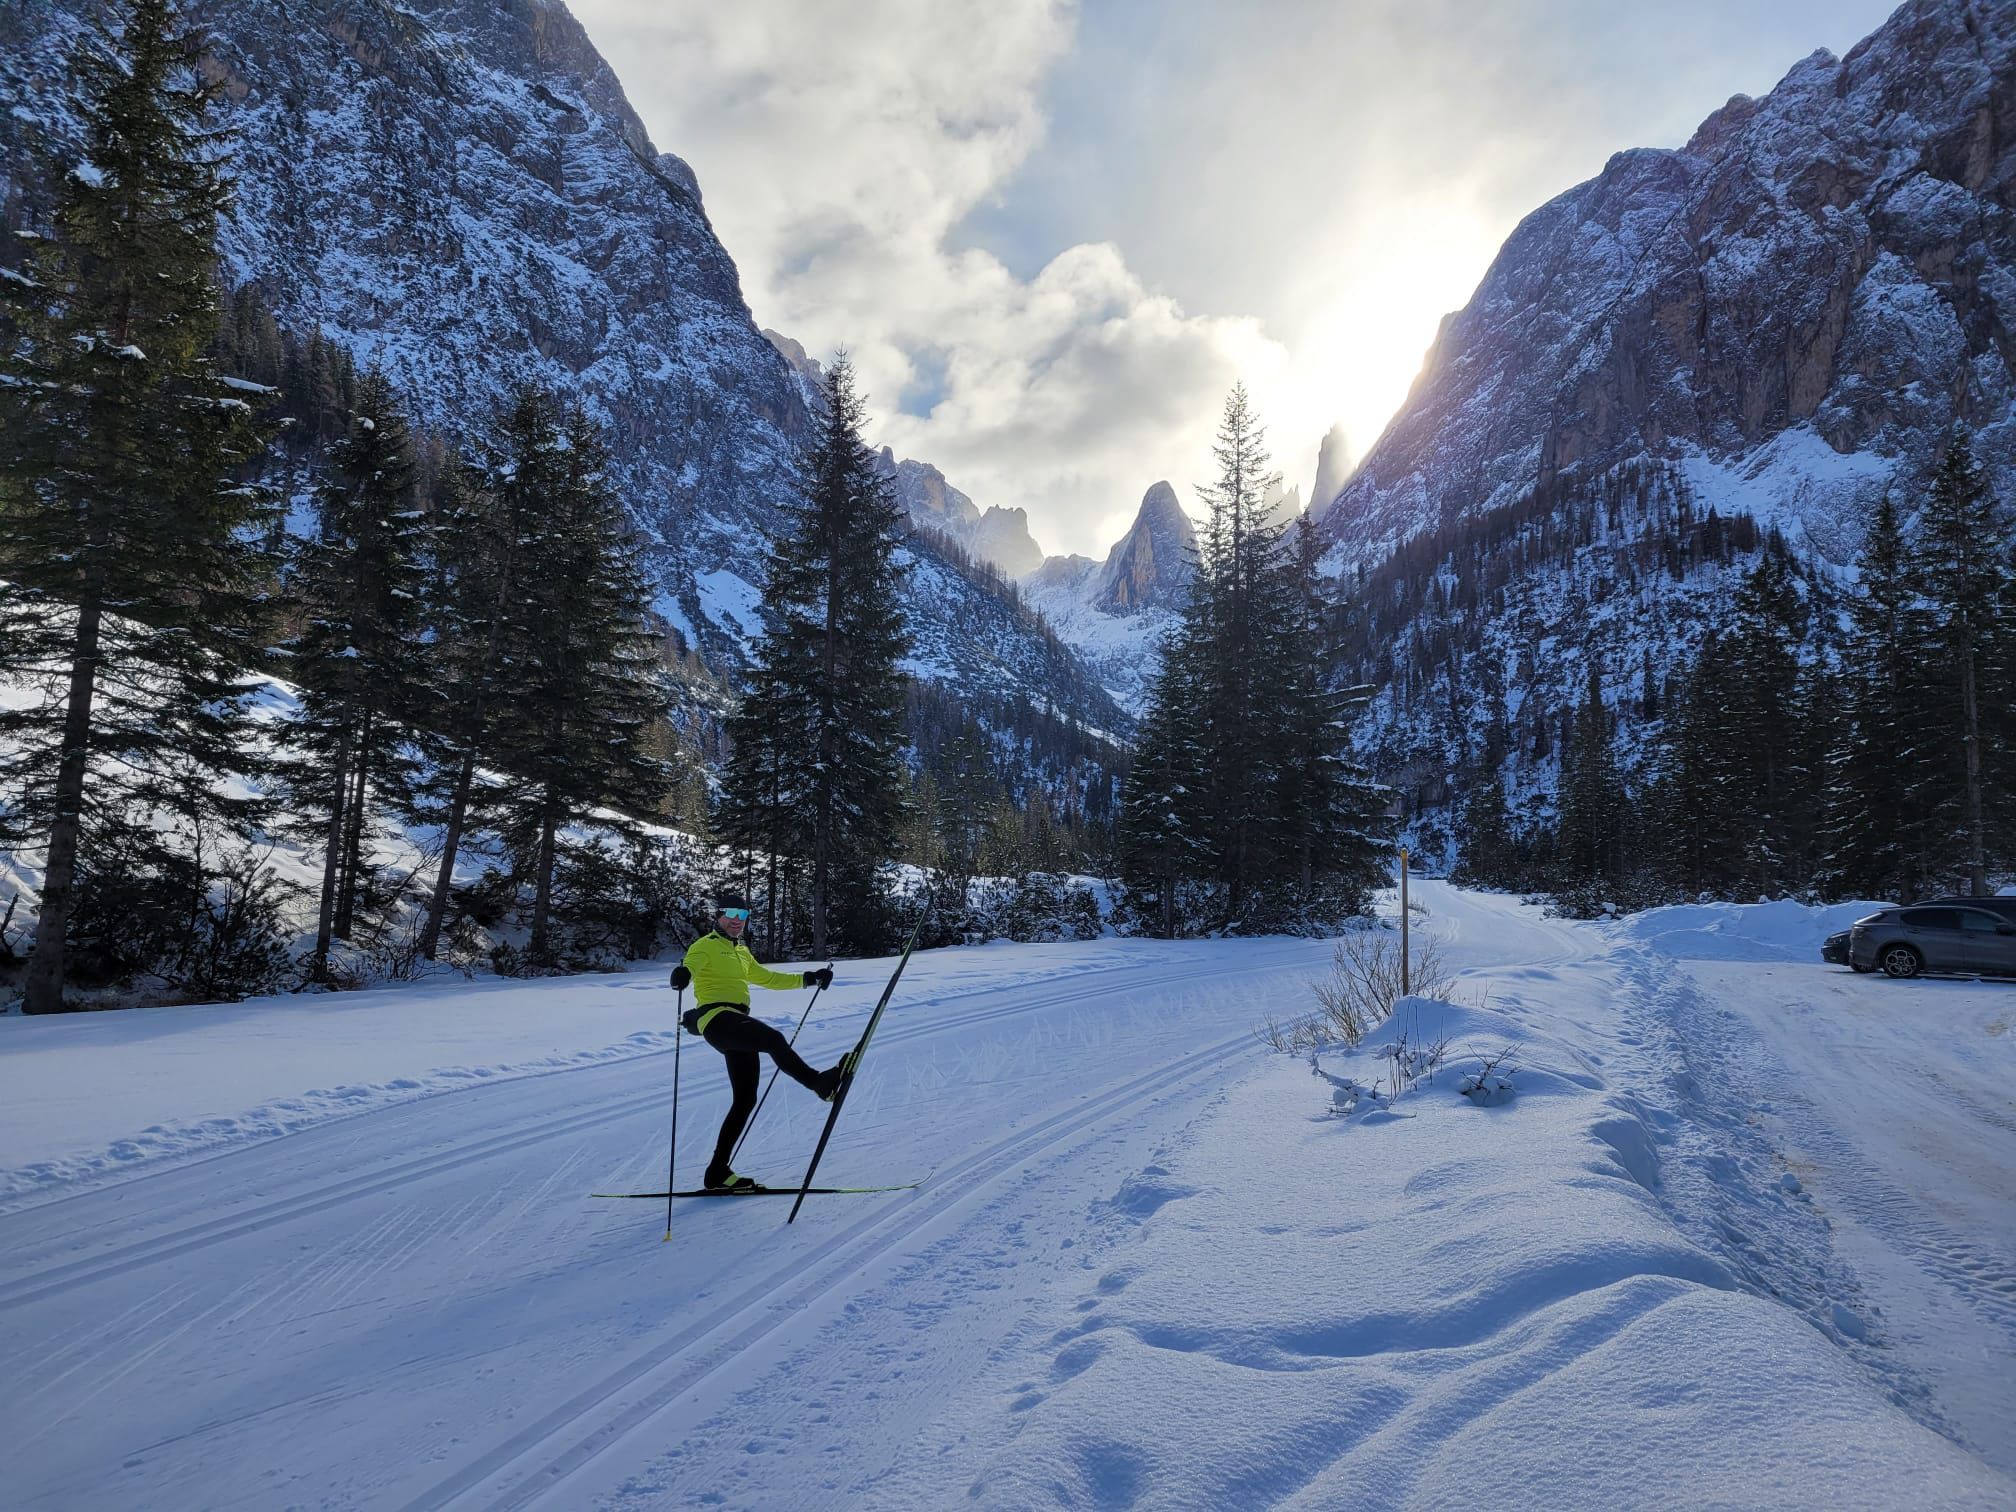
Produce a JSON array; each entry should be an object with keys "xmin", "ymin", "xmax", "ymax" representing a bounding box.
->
[
  {"xmin": 278, "ymin": 374, "xmax": 432, "ymax": 979},
  {"xmin": 0, "ymin": 0, "xmax": 277, "ymax": 1009},
  {"xmin": 721, "ymin": 354, "xmax": 910, "ymax": 956}
]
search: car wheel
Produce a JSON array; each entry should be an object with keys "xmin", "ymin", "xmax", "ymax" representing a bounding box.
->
[{"xmin": 1880, "ymin": 945, "xmax": 1922, "ymax": 980}]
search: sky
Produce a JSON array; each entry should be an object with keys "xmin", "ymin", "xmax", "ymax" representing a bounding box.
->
[{"xmin": 569, "ymin": 0, "xmax": 1903, "ymax": 559}]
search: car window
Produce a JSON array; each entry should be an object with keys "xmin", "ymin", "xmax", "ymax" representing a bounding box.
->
[
  {"xmin": 1901, "ymin": 908, "xmax": 1960, "ymax": 929},
  {"xmin": 1959, "ymin": 911, "xmax": 2003, "ymax": 932},
  {"xmin": 1930, "ymin": 897, "xmax": 2016, "ymax": 920}
]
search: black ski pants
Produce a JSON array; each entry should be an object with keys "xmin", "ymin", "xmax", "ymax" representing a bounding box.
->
[{"xmin": 700, "ymin": 1010, "xmax": 824, "ymax": 1181}]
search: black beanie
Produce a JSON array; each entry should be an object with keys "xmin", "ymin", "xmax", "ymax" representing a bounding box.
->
[{"xmin": 715, "ymin": 890, "xmax": 750, "ymax": 913}]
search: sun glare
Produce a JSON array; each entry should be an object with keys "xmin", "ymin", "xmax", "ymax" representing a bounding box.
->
[{"xmin": 1292, "ymin": 198, "xmax": 1505, "ymax": 471}]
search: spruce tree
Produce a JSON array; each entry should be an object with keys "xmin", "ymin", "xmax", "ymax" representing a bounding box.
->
[
  {"xmin": 722, "ymin": 354, "xmax": 910, "ymax": 956},
  {"xmin": 415, "ymin": 388, "xmax": 571, "ymax": 959},
  {"xmin": 1820, "ymin": 495, "xmax": 1929, "ymax": 899},
  {"xmin": 1118, "ymin": 386, "xmax": 1386, "ymax": 933},
  {"xmin": 1722, "ymin": 547, "xmax": 1809, "ymax": 893},
  {"xmin": 717, "ymin": 657, "xmax": 804, "ymax": 948},
  {"xmin": 0, "ymin": 0, "xmax": 276, "ymax": 1010},
  {"xmin": 1659, "ymin": 632, "xmax": 1744, "ymax": 895},
  {"xmin": 277, "ymin": 374, "xmax": 431, "ymax": 978},
  {"xmin": 1557, "ymin": 658, "xmax": 1625, "ymax": 889},
  {"xmin": 1193, "ymin": 386, "xmax": 1299, "ymax": 917},
  {"xmin": 1272, "ymin": 517, "xmax": 1388, "ymax": 914},
  {"xmin": 1988, "ymin": 527, "xmax": 2016, "ymax": 869},
  {"xmin": 1456, "ymin": 773, "xmax": 1517, "ymax": 888},
  {"xmin": 1116, "ymin": 628, "xmax": 1209, "ymax": 937},
  {"xmin": 1910, "ymin": 433, "xmax": 2001, "ymax": 894},
  {"xmin": 485, "ymin": 401, "xmax": 668, "ymax": 964}
]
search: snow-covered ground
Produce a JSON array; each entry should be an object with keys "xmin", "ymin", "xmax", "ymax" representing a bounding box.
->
[{"xmin": 2, "ymin": 886, "xmax": 2011, "ymax": 1508}]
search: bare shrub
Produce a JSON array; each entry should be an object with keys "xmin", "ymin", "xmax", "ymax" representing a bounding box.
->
[
  {"xmin": 1459, "ymin": 1045, "xmax": 1520, "ymax": 1105},
  {"xmin": 1309, "ymin": 928, "xmax": 1451, "ymax": 1047},
  {"xmin": 1256, "ymin": 1013, "xmax": 1331, "ymax": 1055}
]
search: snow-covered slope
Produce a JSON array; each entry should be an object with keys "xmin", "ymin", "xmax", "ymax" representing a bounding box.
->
[
  {"xmin": 1021, "ymin": 480, "xmax": 1200, "ymax": 714},
  {"xmin": 6, "ymin": 887, "xmax": 2011, "ymax": 1505},
  {"xmin": 1341, "ymin": 461, "xmax": 1834, "ymax": 862},
  {"xmin": 0, "ymin": 0, "xmax": 1107, "ymax": 725},
  {"xmin": 871, "ymin": 448, "xmax": 1046, "ymax": 578},
  {"xmin": 1318, "ymin": 0, "xmax": 2016, "ymax": 569}
]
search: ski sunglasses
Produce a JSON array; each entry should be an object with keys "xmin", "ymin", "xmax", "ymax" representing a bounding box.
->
[{"xmin": 719, "ymin": 907, "xmax": 752, "ymax": 921}]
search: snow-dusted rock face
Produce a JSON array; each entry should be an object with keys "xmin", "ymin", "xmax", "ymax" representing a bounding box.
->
[
  {"xmin": 1018, "ymin": 481, "xmax": 1200, "ymax": 715},
  {"xmin": 968, "ymin": 505, "xmax": 1045, "ymax": 578},
  {"xmin": 0, "ymin": 0, "xmax": 1116, "ymax": 728},
  {"xmin": 1318, "ymin": 0, "xmax": 2016, "ymax": 567},
  {"xmin": 2, "ymin": 0, "xmax": 809, "ymax": 663},
  {"xmin": 870, "ymin": 450, "xmax": 1044, "ymax": 577},
  {"xmin": 1094, "ymin": 481, "xmax": 1198, "ymax": 613},
  {"xmin": 877, "ymin": 450, "xmax": 982, "ymax": 534},
  {"xmin": 1309, "ymin": 422, "xmax": 1356, "ymax": 522}
]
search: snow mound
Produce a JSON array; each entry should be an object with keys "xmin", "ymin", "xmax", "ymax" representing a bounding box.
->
[{"xmin": 1613, "ymin": 898, "xmax": 1888, "ymax": 961}]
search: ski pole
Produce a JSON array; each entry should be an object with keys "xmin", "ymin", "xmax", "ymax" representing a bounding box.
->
[
  {"xmin": 729, "ymin": 963, "xmax": 829, "ymax": 1169},
  {"xmin": 665, "ymin": 984, "xmax": 683, "ymax": 1243}
]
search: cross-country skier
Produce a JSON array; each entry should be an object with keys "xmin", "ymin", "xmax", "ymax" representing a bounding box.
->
[{"xmin": 672, "ymin": 892, "xmax": 846, "ymax": 1193}]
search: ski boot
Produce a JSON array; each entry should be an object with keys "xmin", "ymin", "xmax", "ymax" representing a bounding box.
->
[{"xmin": 816, "ymin": 1051, "xmax": 859, "ymax": 1103}]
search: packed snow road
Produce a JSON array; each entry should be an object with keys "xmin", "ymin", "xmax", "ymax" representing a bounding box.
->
[{"xmin": 3, "ymin": 889, "xmax": 2012, "ymax": 1508}]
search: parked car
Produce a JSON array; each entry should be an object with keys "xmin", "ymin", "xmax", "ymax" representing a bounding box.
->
[
  {"xmin": 1821, "ymin": 929, "xmax": 1859, "ymax": 969},
  {"xmin": 1847, "ymin": 905, "xmax": 2016, "ymax": 979}
]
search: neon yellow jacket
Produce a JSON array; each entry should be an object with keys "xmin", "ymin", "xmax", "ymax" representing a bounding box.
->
[{"xmin": 685, "ymin": 930, "xmax": 804, "ymax": 1033}]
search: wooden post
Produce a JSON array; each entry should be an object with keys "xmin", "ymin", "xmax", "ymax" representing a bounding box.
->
[{"xmin": 1399, "ymin": 844, "xmax": 1410, "ymax": 998}]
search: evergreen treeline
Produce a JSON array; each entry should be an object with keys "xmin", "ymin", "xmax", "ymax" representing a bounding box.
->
[
  {"xmin": 0, "ymin": 2, "xmax": 679, "ymax": 1006},
  {"xmin": 1455, "ymin": 434, "xmax": 2014, "ymax": 909},
  {"xmin": 1117, "ymin": 386, "xmax": 1390, "ymax": 935}
]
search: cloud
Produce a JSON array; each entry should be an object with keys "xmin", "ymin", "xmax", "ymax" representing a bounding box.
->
[
  {"xmin": 568, "ymin": 0, "xmax": 1283, "ymax": 556},
  {"xmin": 568, "ymin": 0, "xmax": 1904, "ymax": 555}
]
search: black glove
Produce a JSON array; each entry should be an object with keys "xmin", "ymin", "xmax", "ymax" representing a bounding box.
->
[
  {"xmin": 670, "ymin": 965, "xmax": 691, "ymax": 991},
  {"xmin": 805, "ymin": 966, "xmax": 834, "ymax": 991}
]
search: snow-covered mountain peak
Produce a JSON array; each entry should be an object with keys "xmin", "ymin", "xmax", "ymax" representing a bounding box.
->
[
  {"xmin": 1317, "ymin": 0, "xmax": 2016, "ymax": 571},
  {"xmin": 1094, "ymin": 480, "xmax": 1197, "ymax": 614}
]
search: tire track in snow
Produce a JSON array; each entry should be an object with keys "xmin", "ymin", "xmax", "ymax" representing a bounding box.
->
[
  {"xmin": 395, "ymin": 1028, "xmax": 1263, "ymax": 1512},
  {"xmin": 1611, "ymin": 943, "xmax": 1986, "ymax": 1448},
  {"xmin": 0, "ymin": 954, "xmax": 1289, "ymax": 1314}
]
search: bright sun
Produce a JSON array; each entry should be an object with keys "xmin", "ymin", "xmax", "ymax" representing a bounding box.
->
[{"xmin": 1287, "ymin": 195, "xmax": 1506, "ymax": 480}]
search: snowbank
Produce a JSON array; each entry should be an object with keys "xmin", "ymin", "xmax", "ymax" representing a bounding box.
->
[
  {"xmin": 878, "ymin": 886, "xmax": 2014, "ymax": 1507},
  {"xmin": 1610, "ymin": 897, "xmax": 1888, "ymax": 961}
]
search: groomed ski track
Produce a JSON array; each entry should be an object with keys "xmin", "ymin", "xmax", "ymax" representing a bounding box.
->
[{"xmin": 2, "ymin": 939, "xmax": 1327, "ymax": 1508}]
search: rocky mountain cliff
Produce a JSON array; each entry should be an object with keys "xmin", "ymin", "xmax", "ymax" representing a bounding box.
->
[
  {"xmin": 1318, "ymin": 0, "xmax": 2016, "ymax": 860},
  {"xmin": 870, "ymin": 450, "xmax": 1045, "ymax": 577},
  {"xmin": 1318, "ymin": 0, "xmax": 2015, "ymax": 570},
  {"xmin": 0, "ymin": 0, "xmax": 1114, "ymax": 733},
  {"xmin": 1092, "ymin": 481, "xmax": 1198, "ymax": 613},
  {"xmin": 1309, "ymin": 423, "xmax": 1355, "ymax": 522},
  {"xmin": 1022, "ymin": 481, "xmax": 1199, "ymax": 714}
]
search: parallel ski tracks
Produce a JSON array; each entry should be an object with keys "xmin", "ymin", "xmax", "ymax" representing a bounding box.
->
[
  {"xmin": 0, "ymin": 952, "xmax": 1292, "ymax": 1316},
  {"xmin": 399, "ymin": 1026, "xmax": 1259, "ymax": 1512}
]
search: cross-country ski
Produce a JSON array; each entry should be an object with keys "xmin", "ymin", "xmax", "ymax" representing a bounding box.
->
[
  {"xmin": 591, "ymin": 1184, "xmax": 919, "ymax": 1200},
  {"xmin": 786, "ymin": 900, "xmax": 930, "ymax": 1221}
]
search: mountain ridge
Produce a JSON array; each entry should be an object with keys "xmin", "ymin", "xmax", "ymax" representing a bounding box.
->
[
  {"xmin": 1317, "ymin": 0, "xmax": 2015, "ymax": 570},
  {"xmin": 0, "ymin": 0, "xmax": 1123, "ymax": 736}
]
